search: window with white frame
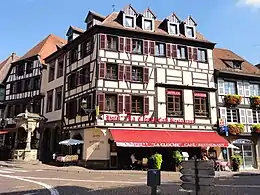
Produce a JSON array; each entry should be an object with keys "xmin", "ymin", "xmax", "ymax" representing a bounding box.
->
[
  {"xmin": 253, "ymin": 110, "xmax": 260, "ymax": 123},
  {"xmin": 169, "ymin": 23, "xmax": 178, "ymax": 35},
  {"xmin": 144, "ymin": 19, "xmax": 153, "ymax": 30},
  {"xmin": 224, "ymin": 81, "xmax": 236, "ymax": 95},
  {"xmin": 186, "ymin": 26, "xmax": 195, "ymax": 38},
  {"xmin": 197, "ymin": 49, "xmax": 207, "ymax": 62},
  {"xmin": 250, "ymin": 84, "xmax": 259, "ymax": 96},
  {"xmin": 227, "ymin": 108, "xmax": 239, "ymax": 123},
  {"xmin": 155, "ymin": 42, "xmax": 165, "ymax": 56},
  {"xmin": 125, "ymin": 16, "xmax": 134, "ymax": 28},
  {"xmin": 177, "ymin": 45, "xmax": 187, "ymax": 60}
]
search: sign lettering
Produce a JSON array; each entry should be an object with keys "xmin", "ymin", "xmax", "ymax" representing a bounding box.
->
[
  {"xmin": 167, "ymin": 90, "xmax": 181, "ymax": 96},
  {"xmin": 105, "ymin": 115, "xmax": 194, "ymax": 124},
  {"xmin": 194, "ymin": 93, "xmax": 207, "ymax": 97}
]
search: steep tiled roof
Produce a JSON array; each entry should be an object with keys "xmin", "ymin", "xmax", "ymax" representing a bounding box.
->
[
  {"xmin": 213, "ymin": 48, "xmax": 260, "ymax": 75},
  {"xmin": 70, "ymin": 26, "xmax": 85, "ymax": 33},
  {"xmin": 0, "ymin": 53, "xmax": 20, "ymax": 82},
  {"xmin": 98, "ymin": 12, "xmax": 210, "ymax": 43},
  {"xmin": 18, "ymin": 34, "xmax": 66, "ymax": 63}
]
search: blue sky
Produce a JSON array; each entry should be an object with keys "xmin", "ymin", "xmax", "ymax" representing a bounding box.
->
[{"xmin": 1, "ymin": 0, "xmax": 260, "ymax": 64}]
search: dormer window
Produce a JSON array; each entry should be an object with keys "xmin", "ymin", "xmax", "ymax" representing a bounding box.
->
[
  {"xmin": 121, "ymin": 4, "xmax": 137, "ymax": 28},
  {"xmin": 166, "ymin": 13, "xmax": 180, "ymax": 36},
  {"xmin": 233, "ymin": 61, "xmax": 242, "ymax": 70},
  {"xmin": 144, "ymin": 19, "xmax": 153, "ymax": 30},
  {"xmin": 184, "ymin": 16, "xmax": 197, "ymax": 39}
]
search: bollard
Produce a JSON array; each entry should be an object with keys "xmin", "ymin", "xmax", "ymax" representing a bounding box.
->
[{"xmin": 147, "ymin": 169, "xmax": 161, "ymax": 195}]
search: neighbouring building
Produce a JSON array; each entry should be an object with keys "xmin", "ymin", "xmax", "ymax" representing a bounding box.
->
[
  {"xmin": 45, "ymin": 5, "xmax": 229, "ymax": 169},
  {"xmin": 214, "ymin": 48, "xmax": 260, "ymax": 169},
  {"xmin": 2, "ymin": 34, "xmax": 66, "ymax": 160}
]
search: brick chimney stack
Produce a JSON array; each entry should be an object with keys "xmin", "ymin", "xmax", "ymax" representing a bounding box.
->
[{"xmin": 11, "ymin": 52, "xmax": 16, "ymax": 61}]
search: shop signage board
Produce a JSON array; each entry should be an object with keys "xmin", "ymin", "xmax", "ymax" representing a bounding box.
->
[
  {"xmin": 180, "ymin": 159, "xmax": 215, "ymax": 195},
  {"xmin": 105, "ymin": 115, "xmax": 195, "ymax": 124}
]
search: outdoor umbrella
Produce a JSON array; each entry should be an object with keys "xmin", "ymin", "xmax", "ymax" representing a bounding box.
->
[{"xmin": 59, "ymin": 139, "xmax": 84, "ymax": 146}]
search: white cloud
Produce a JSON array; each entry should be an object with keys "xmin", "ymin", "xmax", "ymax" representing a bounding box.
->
[{"xmin": 237, "ymin": 0, "xmax": 260, "ymax": 8}]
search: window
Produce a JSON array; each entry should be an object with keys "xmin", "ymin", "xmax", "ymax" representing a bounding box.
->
[
  {"xmin": 166, "ymin": 90, "xmax": 183, "ymax": 117},
  {"xmin": 16, "ymin": 81, "xmax": 22, "ymax": 93},
  {"xmin": 16, "ymin": 64, "xmax": 24, "ymax": 76},
  {"xmin": 177, "ymin": 46, "xmax": 187, "ymax": 60},
  {"xmin": 106, "ymin": 63, "xmax": 118, "ymax": 80},
  {"xmin": 169, "ymin": 23, "xmax": 178, "ymax": 35},
  {"xmin": 32, "ymin": 100, "xmax": 41, "ymax": 114},
  {"xmin": 26, "ymin": 62, "xmax": 33, "ymax": 74},
  {"xmin": 10, "ymin": 83, "xmax": 17, "ymax": 94},
  {"xmin": 55, "ymin": 86, "xmax": 62, "ymax": 110},
  {"xmin": 253, "ymin": 110, "xmax": 260, "ymax": 123},
  {"xmin": 233, "ymin": 61, "xmax": 242, "ymax": 69},
  {"xmin": 33, "ymin": 77, "xmax": 40, "ymax": 90},
  {"xmin": 155, "ymin": 42, "xmax": 165, "ymax": 56},
  {"xmin": 105, "ymin": 95, "xmax": 117, "ymax": 112},
  {"xmin": 125, "ymin": 16, "xmax": 134, "ymax": 27},
  {"xmin": 224, "ymin": 81, "xmax": 236, "ymax": 95},
  {"xmin": 186, "ymin": 26, "xmax": 195, "ymax": 38},
  {"xmin": 57, "ymin": 58, "xmax": 64, "ymax": 78},
  {"xmin": 66, "ymin": 100, "xmax": 77, "ymax": 119},
  {"xmin": 194, "ymin": 92, "xmax": 209, "ymax": 117},
  {"xmin": 68, "ymin": 72, "xmax": 77, "ymax": 89},
  {"xmin": 80, "ymin": 66, "xmax": 90, "ymax": 85},
  {"xmin": 48, "ymin": 62, "xmax": 55, "ymax": 82},
  {"xmin": 227, "ymin": 108, "xmax": 239, "ymax": 123},
  {"xmin": 70, "ymin": 47, "xmax": 78, "ymax": 64},
  {"xmin": 144, "ymin": 19, "xmax": 152, "ymax": 30},
  {"xmin": 132, "ymin": 67, "xmax": 143, "ymax": 82},
  {"xmin": 107, "ymin": 36, "xmax": 118, "ymax": 50},
  {"xmin": 250, "ymin": 84, "xmax": 259, "ymax": 96},
  {"xmin": 87, "ymin": 21, "xmax": 93, "ymax": 30},
  {"xmin": 132, "ymin": 39, "xmax": 142, "ymax": 54},
  {"xmin": 46, "ymin": 90, "xmax": 53, "ymax": 112},
  {"xmin": 197, "ymin": 49, "xmax": 207, "ymax": 62},
  {"xmin": 132, "ymin": 96, "xmax": 143, "ymax": 114},
  {"xmin": 81, "ymin": 39, "xmax": 93, "ymax": 57}
]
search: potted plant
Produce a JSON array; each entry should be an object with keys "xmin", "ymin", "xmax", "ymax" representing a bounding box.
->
[
  {"xmin": 224, "ymin": 95, "xmax": 242, "ymax": 105},
  {"xmin": 250, "ymin": 96, "xmax": 260, "ymax": 107},
  {"xmin": 228, "ymin": 124, "xmax": 244, "ymax": 135},
  {"xmin": 150, "ymin": 153, "xmax": 163, "ymax": 170},
  {"xmin": 252, "ymin": 124, "xmax": 260, "ymax": 133},
  {"xmin": 231, "ymin": 154, "xmax": 243, "ymax": 172},
  {"xmin": 173, "ymin": 150, "xmax": 184, "ymax": 172}
]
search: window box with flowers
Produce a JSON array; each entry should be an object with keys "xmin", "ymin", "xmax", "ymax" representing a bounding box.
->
[
  {"xmin": 224, "ymin": 95, "xmax": 242, "ymax": 105},
  {"xmin": 228, "ymin": 124, "xmax": 244, "ymax": 135},
  {"xmin": 250, "ymin": 96, "xmax": 260, "ymax": 107},
  {"xmin": 252, "ymin": 124, "xmax": 260, "ymax": 133}
]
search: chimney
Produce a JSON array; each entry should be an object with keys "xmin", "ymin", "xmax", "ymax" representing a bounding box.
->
[{"xmin": 11, "ymin": 52, "xmax": 16, "ymax": 61}]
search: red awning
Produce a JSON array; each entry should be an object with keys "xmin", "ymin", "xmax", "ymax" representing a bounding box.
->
[
  {"xmin": 110, "ymin": 129, "xmax": 229, "ymax": 147},
  {"xmin": 0, "ymin": 131, "xmax": 8, "ymax": 135}
]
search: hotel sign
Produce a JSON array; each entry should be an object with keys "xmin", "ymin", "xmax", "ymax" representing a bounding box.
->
[{"xmin": 105, "ymin": 115, "xmax": 194, "ymax": 124}]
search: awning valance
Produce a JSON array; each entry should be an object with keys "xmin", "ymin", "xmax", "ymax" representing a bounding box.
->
[{"xmin": 110, "ymin": 129, "xmax": 229, "ymax": 148}]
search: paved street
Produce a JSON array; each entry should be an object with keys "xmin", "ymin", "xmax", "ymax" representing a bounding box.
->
[{"xmin": 0, "ymin": 163, "xmax": 260, "ymax": 195}]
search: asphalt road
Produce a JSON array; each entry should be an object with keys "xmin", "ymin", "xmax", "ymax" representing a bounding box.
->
[{"xmin": 0, "ymin": 165, "xmax": 260, "ymax": 195}]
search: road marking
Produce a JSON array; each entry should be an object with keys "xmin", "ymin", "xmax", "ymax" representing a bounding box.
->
[
  {"xmin": 3, "ymin": 168, "xmax": 28, "ymax": 172},
  {"xmin": 0, "ymin": 169, "xmax": 13, "ymax": 173},
  {"xmin": 0, "ymin": 174, "xmax": 60, "ymax": 195},
  {"xmin": 215, "ymin": 184, "xmax": 260, "ymax": 188}
]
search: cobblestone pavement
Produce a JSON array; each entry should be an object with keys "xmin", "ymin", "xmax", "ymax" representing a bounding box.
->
[{"xmin": 1, "ymin": 162, "xmax": 260, "ymax": 195}]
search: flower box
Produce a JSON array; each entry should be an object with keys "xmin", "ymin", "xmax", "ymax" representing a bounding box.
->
[
  {"xmin": 250, "ymin": 96, "xmax": 260, "ymax": 107},
  {"xmin": 224, "ymin": 95, "xmax": 242, "ymax": 105},
  {"xmin": 252, "ymin": 124, "xmax": 260, "ymax": 133},
  {"xmin": 228, "ymin": 124, "xmax": 244, "ymax": 135}
]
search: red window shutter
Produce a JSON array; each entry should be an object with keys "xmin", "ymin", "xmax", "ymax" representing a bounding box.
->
[
  {"xmin": 118, "ymin": 65, "xmax": 124, "ymax": 81},
  {"xmin": 125, "ymin": 66, "xmax": 132, "ymax": 81},
  {"xmin": 125, "ymin": 96, "xmax": 131, "ymax": 114},
  {"xmin": 117, "ymin": 95, "xmax": 124, "ymax": 113},
  {"xmin": 99, "ymin": 34, "xmax": 106, "ymax": 49},
  {"xmin": 166, "ymin": 44, "xmax": 171, "ymax": 57},
  {"xmin": 143, "ymin": 67, "xmax": 149, "ymax": 83},
  {"xmin": 125, "ymin": 38, "xmax": 132, "ymax": 53},
  {"xmin": 119, "ymin": 37, "xmax": 125, "ymax": 52},
  {"xmin": 193, "ymin": 48, "xmax": 198, "ymax": 61},
  {"xmin": 98, "ymin": 93, "xmax": 105, "ymax": 112},
  {"xmin": 143, "ymin": 97, "xmax": 149, "ymax": 115},
  {"xmin": 143, "ymin": 40, "xmax": 149, "ymax": 55},
  {"xmin": 149, "ymin": 41, "xmax": 155, "ymax": 55},
  {"xmin": 99, "ymin": 62, "xmax": 106, "ymax": 79},
  {"xmin": 172, "ymin": 44, "xmax": 177, "ymax": 58},
  {"xmin": 188, "ymin": 47, "xmax": 192, "ymax": 60}
]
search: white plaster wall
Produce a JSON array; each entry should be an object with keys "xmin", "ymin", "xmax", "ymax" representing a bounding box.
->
[{"xmin": 184, "ymin": 90, "xmax": 194, "ymax": 121}]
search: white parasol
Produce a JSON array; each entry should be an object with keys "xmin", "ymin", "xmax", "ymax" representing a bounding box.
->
[
  {"xmin": 59, "ymin": 139, "xmax": 84, "ymax": 146},
  {"xmin": 227, "ymin": 143, "xmax": 239, "ymax": 149}
]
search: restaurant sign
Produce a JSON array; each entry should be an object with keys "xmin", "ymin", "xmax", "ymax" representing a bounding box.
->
[
  {"xmin": 116, "ymin": 142, "xmax": 227, "ymax": 148},
  {"xmin": 105, "ymin": 115, "xmax": 194, "ymax": 124}
]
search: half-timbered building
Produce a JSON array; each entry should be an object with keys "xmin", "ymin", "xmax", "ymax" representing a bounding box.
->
[
  {"xmin": 2, "ymin": 34, "xmax": 66, "ymax": 160},
  {"xmin": 48, "ymin": 5, "xmax": 228, "ymax": 169},
  {"xmin": 214, "ymin": 48, "xmax": 260, "ymax": 170}
]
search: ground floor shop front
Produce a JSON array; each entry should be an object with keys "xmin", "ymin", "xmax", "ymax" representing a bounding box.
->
[{"xmin": 67, "ymin": 127, "xmax": 236, "ymax": 170}]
